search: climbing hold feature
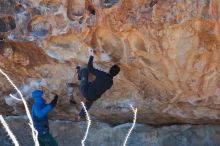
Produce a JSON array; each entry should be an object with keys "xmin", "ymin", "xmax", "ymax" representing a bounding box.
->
[
  {"xmin": 27, "ymin": 16, "xmax": 50, "ymax": 37},
  {"xmin": 149, "ymin": 0, "xmax": 158, "ymax": 7},
  {"xmin": 0, "ymin": 16, "xmax": 16, "ymax": 32}
]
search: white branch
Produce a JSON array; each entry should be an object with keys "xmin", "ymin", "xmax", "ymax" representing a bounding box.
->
[
  {"xmin": 123, "ymin": 105, "xmax": 137, "ymax": 146},
  {"xmin": 81, "ymin": 102, "xmax": 91, "ymax": 146},
  {"xmin": 0, "ymin": 68, "xmax": 39, "ymax": 146},
  {"xmin": 0, "ymin": 115, "xmax": 20, "ymax": 146},
  {"xmin": 9, "ymin": 94, "xmax": 22, "ymax": 101}
]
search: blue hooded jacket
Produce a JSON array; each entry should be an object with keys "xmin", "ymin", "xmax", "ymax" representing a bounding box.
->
[{"xmin": 31, "ymin": 90, "xmax": 53, "ymax": 135}]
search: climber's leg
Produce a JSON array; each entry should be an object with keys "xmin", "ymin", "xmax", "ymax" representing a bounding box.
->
[
  {"xmin": 38, "ymin": 133, "xmax": 58, "ymax": 146},
  {"xmin": 79, "ymin": 68, "xmax": 89, "ymax": 98},
  {"xmin": 79, "ymin": 100, "xmax": 93, "ymax": 118}
]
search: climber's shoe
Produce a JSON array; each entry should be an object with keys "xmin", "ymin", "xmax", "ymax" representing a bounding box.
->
[
  {"xmin": 75, "ymin": 115, "xmax": 86, "ymax": 122},
  {"xmin": 76, "ymin": 65, "xmax": 81, "ymax": 80}
]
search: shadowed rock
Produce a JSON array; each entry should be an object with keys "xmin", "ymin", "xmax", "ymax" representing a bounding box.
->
[
  {"xmin": 149, "ymin": 0, "xmax": 158, "ymax": 7},
  {"xmin": 15, "ymin": 3, "xmax": 25, "ymax": 14},
  {"xmin": 0, "ymin": 0, "xmax": 16, "ymax": 15},
  {"xmin": 27, "ymin": 16, "xmax": 50, "ymax": 36},
  {"xmin": 1, "ymin": 116, "xmax": 220, "ymax": 146},
  {"xmin": 103, "ymin": 0, "xmax": 119, "ymax": 8},
  {"xmin": 67, "ymin": 0, "xmax": 85, "ymax": 21},
  {"xmin": 0, "ymin": 16, "xmax": 16, "ymax": 32},
  {"xmin": 1, "ymin": 0, "xmax": 220, "ymax": 126}
]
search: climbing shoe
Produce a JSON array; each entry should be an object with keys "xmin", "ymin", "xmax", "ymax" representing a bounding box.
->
[{"xmin": 76, "ymin": 65, "xmax": 81, "ymax": 80}]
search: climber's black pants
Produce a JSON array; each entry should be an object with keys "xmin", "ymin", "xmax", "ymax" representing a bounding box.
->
[
  {"xmin": 79, "ymin": 68, "xmax": 94, "ymax": 118},
  {"xmin": 79, "ymin": 100, "xmax": 93, "ymax": 118}
]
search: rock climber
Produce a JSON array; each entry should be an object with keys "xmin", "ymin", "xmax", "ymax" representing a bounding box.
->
[
  {"xmin": 75, "ymin": 48, "xmax": 120, "ymax": 121},
  {"xmin": 32, "ymin": 89, "xmax": 59, "ymax": 146}
]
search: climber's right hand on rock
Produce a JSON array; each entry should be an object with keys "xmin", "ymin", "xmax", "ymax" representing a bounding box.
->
[
  {"xmin": 50, "ymin": 95, "xmax": 58, "ymax": 108},
  {"xmin": 89, "ymin": 48, "xmax": 94, "ymax": 56}
]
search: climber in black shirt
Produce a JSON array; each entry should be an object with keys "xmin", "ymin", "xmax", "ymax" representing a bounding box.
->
[{"xmin": 76, "ymin": 48, "xmax": 120, "ymax": 121}]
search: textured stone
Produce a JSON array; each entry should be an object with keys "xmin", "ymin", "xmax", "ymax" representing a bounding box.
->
[
  {"xmin": 39, "ymin": 0, "xmax": 62, "ymax": 12},
  {"xmin": 0, "ymin": 0, "xmax": 16, "ymax": 15},
  {"xmin": 0, "ymin": 16, "xmax": 16, "ymax": 32},
  {"xmin": 27, "ymin": 16, "xmax": 51, "ymax": 36},
  {"xmin": 67, "ymin": 0, "xmax": 85, "ymax": 21},
  {"xmin": 0, "ymin": 0, "xmax": 220, "ymax": 125},
  {"xmin": 15, "ymin": 3, "xmax": 25, "ymax": 14},
  {"xmin": 1, "ymin": 116, "xmax": 220, "ymax": 146}
]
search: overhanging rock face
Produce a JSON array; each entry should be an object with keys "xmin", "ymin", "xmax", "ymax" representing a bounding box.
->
[{"xmin": 0, "ymin": 0, "xmax": 220, "ymax": 124}]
